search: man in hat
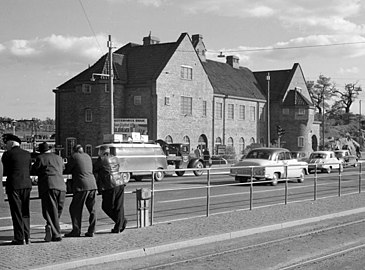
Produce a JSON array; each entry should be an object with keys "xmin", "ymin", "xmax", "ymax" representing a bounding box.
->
[
  {"xmin": 64, "ymin": 144, "xmax": 97, "ymax": 237},
  {"xmin": 1, "ymin": 133, "xmax": 32, "ymax": 245},
  {"xmin": 31, "ymin": 142, "xmax": 66, "ymax": 242}
]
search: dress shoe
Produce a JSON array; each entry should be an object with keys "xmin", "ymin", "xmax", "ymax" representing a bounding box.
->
[
  {"xmin": 44, "ymin": 225, "xmax": 52, "ymax": 242},
  {"xmin": 11, "ymin": 240, "xmax": 24, "ymax": 245},
  {"xmin": 64, "ymin": 232, "xmax": 80, "ymax": 237},
  {"xmin": 51, "ymin": 237, "xmax": 62, "ymax": 242},
  {"xmin": 25, "ymin": 238, "xmax": 31, "ymax": 244},
  {"xmin": 120, "ymin": 219, "xmax": 128, "ymax": 233},
  {"xmin": 111, "ymin": 228, "xmax": 120, "ymax": 234},
  {"xmin": 85, "ymin": 232, "xmax": 94, "ymax": 237}
]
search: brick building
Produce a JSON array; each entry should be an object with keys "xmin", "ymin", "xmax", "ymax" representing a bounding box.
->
[{"xmin": 53, "ymin": 32, "xmax": 319, "ymax": 158}]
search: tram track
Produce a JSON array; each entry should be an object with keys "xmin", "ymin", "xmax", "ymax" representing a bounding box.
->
[{"xmin": 135, "ymin": 218, "xmax": 365, "ymax": 270}]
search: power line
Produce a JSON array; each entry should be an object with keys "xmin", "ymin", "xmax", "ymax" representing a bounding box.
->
[
  {"xmin": 78, "ymin": 0, "xmax": 103, "ymax": 55},
  {"xmin": 208, "ymin": 41, "xmax": 365, "ymax": 54}
]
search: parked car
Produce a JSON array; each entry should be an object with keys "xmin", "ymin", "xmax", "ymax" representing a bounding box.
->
[
  {"xmin": 306, "ymin": 151, "xmax": 343, "ymax": 173},
  {"xmin": 230, "ymin": 148, "xmax": 308, "ymax": 186},
  {"xmin": 290, "ymin": 151, "xmax": 309, "ymax": 161},
  {"xmin": 210, "ymin": 155, "xmax": 228, "ymax": 165},
  {"xmin": 334, "ymin": 149, "xmax": 358, "ymax": 167}
]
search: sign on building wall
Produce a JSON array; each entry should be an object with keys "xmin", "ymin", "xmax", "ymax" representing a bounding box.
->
[{"xmin": 114, "ymin": 118, "xmax": 148, "ymax": 134}]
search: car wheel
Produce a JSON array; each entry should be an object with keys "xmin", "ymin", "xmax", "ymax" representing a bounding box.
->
[
  {"xmin": 121, "ymin": 172, "xmax": 131, "ymax": 183},
  {"xmin": 271, "ymin": 173, "xmax": 279, "ymax": 186},
  {"xmin": 235, "ymin": 176, "xmax": 248, "ymax": 183},
  {"xmin": 297, "ymin": 169, "xmax": 305, "ymax": 183},
  {"xmin": 325, "ymin": 167, "xmax": 331, "ymax": 174},
  {"xmin": 176, "ymin": 171, "xmax": 185, "ymax": 177},
  {"xmin": 193, "ymin": 161, "xmax": 204, "ymax": 176},
  {"xmin": 134, "ymin": 175, "xmax": 143, "ymax": 182},
  {"xmin": 154, "ymin": 169, "xmax": 165, "ymax": 181}
]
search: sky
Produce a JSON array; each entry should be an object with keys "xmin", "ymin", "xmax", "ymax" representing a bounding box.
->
[{"xmin": 1, "ymin": 0, "xmax": 365, "ymax": 120}]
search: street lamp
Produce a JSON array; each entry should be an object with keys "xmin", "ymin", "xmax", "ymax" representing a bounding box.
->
[
  {"xmin": 266, "ymin": 72, "xmax": 270, "ymax": 147},
  {"xmin": 90, "ymin": 35, "xmax": 114, "ymax": 135}
]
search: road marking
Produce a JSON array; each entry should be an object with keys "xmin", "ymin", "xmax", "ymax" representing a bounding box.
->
[{"xmin": 0, "ymin": 222, "xmax": 73, "ymax": 232}]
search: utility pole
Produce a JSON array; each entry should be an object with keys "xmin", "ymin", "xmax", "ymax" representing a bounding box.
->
[
  {"xmin": 108, "ymin": 35, "xmax": 114, "ymax": 135},
  {"xmin": 266, "ymin": 72, "xmax": 270, "ymax": 147}
]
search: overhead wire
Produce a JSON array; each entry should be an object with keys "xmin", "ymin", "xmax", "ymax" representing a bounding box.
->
[{"xmin": 78, "ymin": 0, "xmax": 104, "ymax": 55}]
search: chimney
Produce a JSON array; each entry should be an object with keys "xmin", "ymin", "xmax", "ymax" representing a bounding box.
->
[
  {"xmin": 192, "ymin": 34, "xmax": 207, "ymax": 62},
  {"xmin": 226, "ymin": 55, "xmax": 239, "ymax": 69},
  {"xmin": 143, "ymin": 35, "xmax": 160, "ymax": 46}
]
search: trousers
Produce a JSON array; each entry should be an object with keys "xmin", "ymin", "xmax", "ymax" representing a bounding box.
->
[
  {"xmin": 101, "ymin": 185, "xmax": 125, "ymax": 231},
  {"xmin": 41, "ymin": 189, "xmax": 65, "ymax": 238}
]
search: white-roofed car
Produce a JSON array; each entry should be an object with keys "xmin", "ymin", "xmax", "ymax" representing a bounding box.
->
[
  {"xmin": 334, "ymin": 149, "xmax": 358, "ymax": 167},
  {"xmin": 307, "ymin": 151, "xmax": 343, "ymax": 174},
  {"xmin": 230, "ymin": 148, "xmax": 308, "ymax": 186}
]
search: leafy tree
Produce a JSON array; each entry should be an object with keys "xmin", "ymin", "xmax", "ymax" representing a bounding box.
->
[
  {"xmin": 333, "ymin": 82, "xmax": 362, "ymax": 113},
  {"xmin": 307, "ymin": 75, "xmax": 336, "ymax": 115}
]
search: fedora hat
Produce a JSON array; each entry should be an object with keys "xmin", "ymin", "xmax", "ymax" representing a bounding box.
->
[
  {"xmin": 38, "ymin": 142, "xmax": 50, "ymax": 153},
  {"xmin": 2, "ymin": 133, "xmax": 21, "ymax": 144}
]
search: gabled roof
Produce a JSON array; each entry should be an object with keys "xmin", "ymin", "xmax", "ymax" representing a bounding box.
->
[
  {"xmin": 254, "ymin": 67, "xmax": 293, "ymax": 102},
  {"xmin": 202, "ymin": 60, "xmax": 266, "ymax": 100},
  {"xmin": 58, "ymin": 33, "xmax": 187, "ymax": 89},
  {"xmin": 282, "ymin": 90, "xmax": 312, "ymax": 106}
]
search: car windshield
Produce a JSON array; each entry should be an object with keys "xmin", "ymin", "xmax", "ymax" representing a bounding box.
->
[
  {"xmin": 245, "ymin": 150, "xmax": 272, "ymax": 160},
  {"xmin": 335, "ymin": 152, "xmax": 344, "ymax": 158},
  {"xmin": 310, "ymin": 153, "xmax": 327, "ymax": 159}
]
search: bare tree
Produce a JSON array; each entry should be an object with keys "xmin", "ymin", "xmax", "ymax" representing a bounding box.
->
[
  {"xmin": 333, "ymin": 82, "xmax": 362, "ymax": 113},
  {"xmin": 307, "ymin": 75, "xmax": 336, "ymax": 114}
]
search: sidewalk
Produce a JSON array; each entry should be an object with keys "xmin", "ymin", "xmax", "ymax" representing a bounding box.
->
[{"xmin": 1, "ymin": 193, "xmax": 365, "ymax": 270}]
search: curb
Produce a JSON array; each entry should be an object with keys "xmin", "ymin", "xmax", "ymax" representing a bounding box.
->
[{"xmin": 31, "ymin": 206, "xmax": 365, "ymax": 270}]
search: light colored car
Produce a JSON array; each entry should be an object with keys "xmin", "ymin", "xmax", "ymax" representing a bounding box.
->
[
  {"xmin": 334, "ymin": 149, "xmax": 358, "ymax": 167},
  {"xmin": 230, "ymin": 148, "xmax": 308, "ymax": 186},
  {"xmin": 307, "ymin": 151, "xmax": 343, "ymax": 173}
]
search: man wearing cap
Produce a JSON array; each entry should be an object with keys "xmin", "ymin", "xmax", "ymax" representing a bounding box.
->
[
  {"xmin": 64, "ymin": 144, "xmax": 97, "ymax": 237},
  {"xmin": 1, "ymin": 133, "xmax": 32, "ymax": 245},
  {"xmin": 31, "ymin": 142, "xmax": 66, "ymax": 242}
]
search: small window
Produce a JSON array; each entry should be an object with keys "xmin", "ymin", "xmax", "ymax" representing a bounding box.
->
[
  {"xmin": 249, "ymin": 106, "xmax": 256, "ymax": 121},
  {"xmin": 85, "ymin": 144, "xmax": 92, "ymax": 156},
  {"xmin": 66, "ymin": 137, "xmax": 77, "ymax": 157},
  {"xmin": 165, "ymin": 97, "xmax": 170, "ymax": 106},
  {"xmin": 202, "ymin": 100, "xmax": 207, "ymax": 117},
  {"xmin": 181, "ymin": 96, "xmax": 192, "ymax": 116},
  {"xmin": 82, "ymin": 84, "xmax": 91, "ymax": 94},
  {"xmin": 298, "ymin": 136, "xmax": 304, "ymax": 147},
  {"xmin": 282, "ymin": 108, "xmax": 289, "ymax": 115},
  {"xmin": 85, "ymin": 109, "xmax": 92, "ymax": 122},
  {"xmin": 134, "ymin": 96, "xmax": 142, "ymax": 106},
  {"xmin": 216, "ymin": 102, "xmax": 223, "ymax": 119},
  {"xmin": 297, "ymin": 108, "xmax": 305, "ymax": 115},
  {"xmin": 227, "ymin": 137, "xmax": 233, "ymax": 147},
  {"xmin": 180, "ymin": 66, "xmax": 193, "ymax": 80},
  {"xmin": 227, "ymin": 104, "xmax": 234, "ymax": 120},
  {"xmin": 239, "ymin": 105, "xmax": 245, "ymax": 120},
  {"xmin": 165, "ymin": 135, "xmax": 173, "ymax": 143}
]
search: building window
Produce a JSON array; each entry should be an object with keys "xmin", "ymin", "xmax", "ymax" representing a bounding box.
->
[
  {"xmin": 282, "ymin": 108, "xmax": 289, "ymax": 115},
  {"xmin": 260, "ymin": 106, "xmax": 265, "ymax": 122},
  {"xmin": 227, "ymin": 104, "xmax": 234, "ymax": 120},
  {"xmin": 239, "ymin": 137, "xmax": 245, "ymax": 154},
  {"xmin": 85, "ymin": 109, "xmax": 92, "ymax": 122},
  {"xmin": 239, "ymin": 105, "xmax": 245, "ymax": 120},
  {"xmin": 202, "ymin": 100, "xmax": 207, "ymax": 117},
  {"xmin": 165, "ymin": 97, "xmax": 170, "ymax": 106},
  {"xmin": 298, "ymin": 136, "xmax": 304, "ymax": 147},
  {"xmin": 180, "ymin": 66, "xmax": 193, "ymax": 80},
  {"xmin": 249, "ymin": 106, "xmax": 256, "ymax": 121},
  {"xmin": 250, "ymin": 137, "xmax": 255, "ymax": 144},
  {"xmin": 216, "ymin": 102, "xmax": 223, "ymax": 119},
  {"xmin": 85, "ymin": 144, "xmax": 92, "ymax": 156},
  {"xmin": 183, "ymin": 136, "xmax": 190, "ymax": 145},
  {"xmin": 297, "ymin": 108, "xmax": 305, "ymax": 115},
  {"xmin": 82, "ymin": 84, "xmax": 91, "ymax": 94},
  {"xmin": 165, "ymin": 135, "xmax": 173, "ymax": 143},
  {"xmin": 181, "ymin": 96, "xmax": 192, "ymax": 116},
  {"xmin": 227, "ymin": 137, "xmax": 233, "ymax": 147},
  {"xmin": 66, "ymin": 137, "xmax": 77, "ymax": 157},
  {"xmin": 134, "ymin": 96, "xmax": 142, "ymax": 106}
]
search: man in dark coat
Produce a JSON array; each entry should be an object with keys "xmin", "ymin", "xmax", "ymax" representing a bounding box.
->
[
  {"xmin": 31, "ymin": 142, "xmax": 66, "ymax": 242},
  {"xmin": 1, "ymin": 133, "xmax": 32, "ymax": 245},
  {"xmin": 93, "ymin": 145, "xmax": 127, "ymax": 234},
  {"xmin": 64, "ymin": 144, "xmax": 97, "ymax": 237}
]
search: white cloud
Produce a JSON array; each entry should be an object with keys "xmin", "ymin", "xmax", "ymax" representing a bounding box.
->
[
  {"xmin": 339, "ymin": 67, "xmax": 359, "ymax": 74},
  {"xmin": 0, "ymin": 34, "xmax": 109, "ymax": 67}
]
